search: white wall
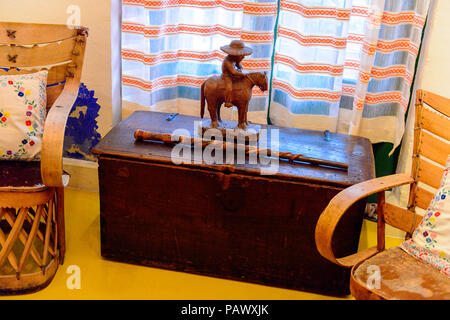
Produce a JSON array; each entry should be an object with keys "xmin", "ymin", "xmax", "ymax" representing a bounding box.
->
[
  {"xmin": 418, "ymin": 0, "xmax": 450, "ymax": 97},
  {"xmin": 0, "ymin": 0, "xmax": 121, "ymax": 137}
]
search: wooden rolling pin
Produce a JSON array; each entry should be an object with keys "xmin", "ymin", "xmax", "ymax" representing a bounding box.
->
[{"xmin": 134, "ymin": 129, "xmax": 348, "ymax": 170}]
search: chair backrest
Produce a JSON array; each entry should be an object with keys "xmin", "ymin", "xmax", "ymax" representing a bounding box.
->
[
  {"xmin": 383, "ymin": 90, "xmax": 449, "ymax": 235},
  {"xmin": 409, "ymin": 90, "xmax": 450, "ymax": 212},
  {"xmin": 0, "ymin": 22, "xmax": 87, "ymax": 113}
]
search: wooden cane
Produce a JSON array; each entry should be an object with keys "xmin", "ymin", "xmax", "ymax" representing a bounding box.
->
[{"xmin": 134, "ymin": 129, "xmax": 348, "ymax": 170}]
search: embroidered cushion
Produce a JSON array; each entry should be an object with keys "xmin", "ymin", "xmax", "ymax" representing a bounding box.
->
[
  {"xmin": 441, "ymin": 156, "xmax": 450, "ymax": 188},
  {"xmin": 0, "ymin": 71, "xmax": 48, "ymax": 161},
  {"xmin": 400, "ymin": 155, "xmax": 450, "ymax": 277}
]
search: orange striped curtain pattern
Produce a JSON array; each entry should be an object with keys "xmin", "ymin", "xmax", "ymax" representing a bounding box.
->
[{"xmin": 121, "ymin": 0, "xmax": 430, "ymax": 147}]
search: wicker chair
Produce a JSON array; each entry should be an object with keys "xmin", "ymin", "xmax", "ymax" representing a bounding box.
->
[{"xmin": 0, "ymin": 22, "xmax": 87, "ymax": 295}]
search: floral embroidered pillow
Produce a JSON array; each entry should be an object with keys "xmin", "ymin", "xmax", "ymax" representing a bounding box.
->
[
  {"xmin": 400, "ymin": 157, "xmax": 450, "ymax": 277},
  {"xmin": 441, "ymin": 155, "xmax": 450, "ymax": 188},
  {"xmin": 0, "ymin": 71, "xmax": 48, "ymax": 161}
]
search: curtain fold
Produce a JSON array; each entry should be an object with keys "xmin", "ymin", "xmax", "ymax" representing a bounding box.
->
[
  {"xmin": 269, "ymin": 0, "xmax": 430, "ymax": 149},
  {"xmin": 268, "ymin": 0, "xmax": 360, "ymax": 131},
  {"xmin": 121, "ymin": 0, "xmax": 430, "ymax": 148},
  {"xmin": 122, "ymin": 0, "xmax": 277, "ymax": 121},
  {"xmin": 348, "ymin": 0, "xmax": 430, "ymax": 149}
]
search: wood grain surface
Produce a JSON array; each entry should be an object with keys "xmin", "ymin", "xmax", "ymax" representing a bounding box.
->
[{"xmin": 94, "ymin": 111, "xmax": 375, "ymax": 296}]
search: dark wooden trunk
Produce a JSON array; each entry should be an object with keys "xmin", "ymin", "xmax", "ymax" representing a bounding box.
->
[{"xmin": 92, "ymin": 111, "xmax": 375, "ymax": 296}]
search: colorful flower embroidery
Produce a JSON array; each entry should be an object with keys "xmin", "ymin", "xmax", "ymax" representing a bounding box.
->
[
  {"xmin": 401, "ymin": 239, "xmax": 450, "ymax": 277},
  {"xmin": 0, "ymin": 110, "xmax": 9, "ymax": 127},
  {"xmin": 400, "ymin": 182, "xmax": 450, "ymax": 278},
  {"xmin": 0, "ymin": 71, "xmax": 48, "ymax": 160},
  {"xmin": 400, "ymin": 162, "xmax": 450, "ymax": 277}
]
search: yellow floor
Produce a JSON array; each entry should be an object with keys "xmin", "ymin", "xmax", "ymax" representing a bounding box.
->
[{"xmin": 2, "ymin": 188, "xmax": 403, "ymax": 300}]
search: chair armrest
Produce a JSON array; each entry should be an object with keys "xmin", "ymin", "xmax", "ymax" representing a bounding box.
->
[
  {"xmin": 41, "ymin": 33, "xmax": 87, "ymax": 187},
  {"xmin": 315, "ymin": 173, "xmax": 414, "ymax": 268},
  {"xmin": 41, "ymin": 82, "xmax": 80, "ymax": 187}
]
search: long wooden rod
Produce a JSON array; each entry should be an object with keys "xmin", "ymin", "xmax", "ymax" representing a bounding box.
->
[{"xmin": 134, "ymin": 129, "xmax": 348, "ymax": 170}]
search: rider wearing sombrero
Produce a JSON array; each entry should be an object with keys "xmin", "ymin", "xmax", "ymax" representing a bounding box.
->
[{"xmin": 220, "ymin": 40, "xmax": 253, "ymax": 108}]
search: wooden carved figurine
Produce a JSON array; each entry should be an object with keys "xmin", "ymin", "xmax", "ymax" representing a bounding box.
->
[{"xmin": 200, "ymin": 40, "xmax": 268, "ymax": 130}]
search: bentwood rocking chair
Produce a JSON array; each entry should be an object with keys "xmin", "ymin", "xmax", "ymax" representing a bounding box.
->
[
  {"xmin": 315, "ymin": 89, "xmax": 450, "ymax": 299},
  {"xmin": 0, "ymin": 23, "xmax": 87, "ymax": 294}
]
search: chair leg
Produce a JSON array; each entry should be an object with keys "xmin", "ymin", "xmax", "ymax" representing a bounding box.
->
[{"xmin": 56, "ymin": 187, "xmax": 65, "ymax": 264}]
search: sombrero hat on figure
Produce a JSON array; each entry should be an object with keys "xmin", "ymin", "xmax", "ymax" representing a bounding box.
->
[{"xmin": 220, "ymin": 40, "xmax": 253, "ymax": 56}]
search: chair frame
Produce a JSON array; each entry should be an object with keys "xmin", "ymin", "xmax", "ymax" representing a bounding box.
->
[
  {"xmin": 0, "ymin": 22, "xmax": 87, "ymax": 295},
  {"xmin": 315, "ymin": 89, "xmax": 450, "ymax": 299}
]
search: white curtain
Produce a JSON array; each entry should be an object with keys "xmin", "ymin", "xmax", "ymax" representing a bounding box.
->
[{"xmin": 121, "ymin": 0, "xmax": 431, "ymax": 148}]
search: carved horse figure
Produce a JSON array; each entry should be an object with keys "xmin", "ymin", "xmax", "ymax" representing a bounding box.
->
[{"xmin": 200, "ymin": 71, "xmax": 268, "ymax": 130}]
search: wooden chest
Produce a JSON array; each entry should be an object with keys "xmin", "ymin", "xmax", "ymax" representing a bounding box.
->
[{"xmin": 92, "ymin": 111, "xmax": 374, "ymax": 296}]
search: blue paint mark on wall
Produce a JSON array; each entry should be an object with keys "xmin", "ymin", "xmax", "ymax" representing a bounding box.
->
[{"xmin": 63, "ymin": 83, "xmax": 101, "ymax": 161}]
